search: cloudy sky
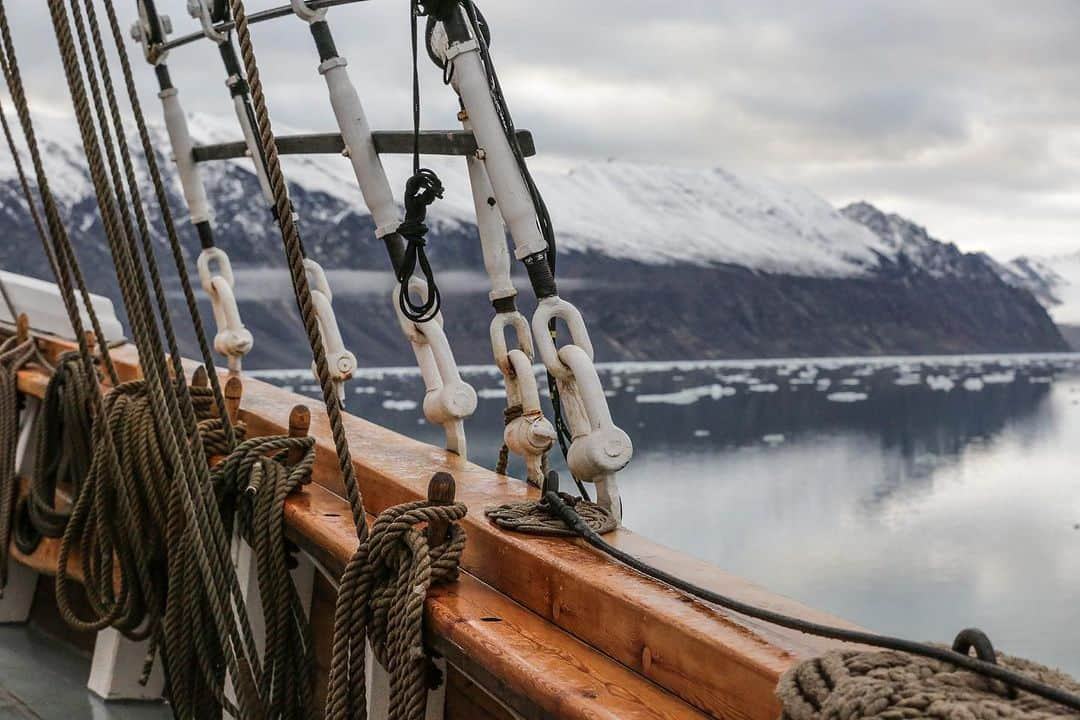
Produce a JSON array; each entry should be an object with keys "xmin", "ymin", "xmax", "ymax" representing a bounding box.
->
[{"xmin": 4, "ymin": 0, "xmax": 1079, "ymax": 259}]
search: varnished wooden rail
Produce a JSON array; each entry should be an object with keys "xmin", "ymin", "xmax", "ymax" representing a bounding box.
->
[
  {"xmin": 13, "ymin": 360, "xmax": 710, "ymax": 719},
  {"xmin": 14, "ymin": 343, "xmax": 859, "ymax": 720}
]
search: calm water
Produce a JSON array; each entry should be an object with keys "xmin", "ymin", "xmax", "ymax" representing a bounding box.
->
[{"xmin": 256, "ymin": 353, "xmax": 1080, "ymax": 675}]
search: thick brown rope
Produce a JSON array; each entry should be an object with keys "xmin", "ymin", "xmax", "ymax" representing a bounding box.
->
[
  {"xmin": 223, "ymin": 2, "xmax": 381, "ymax": 716},
  {"xmin": 20, "ymin": 352, "xmax": 95, "ymax": 545},
  {"xmin": 43, "ymin": 2, "xmax": 265, "ymax": 715},
  {"xmin": 214, "ymin": 434, "xmax": 319, "ymax": 719},
  {"xmin": 347, "ymin": 500, "xmax": 468, "ymax": 720},
  {"xmin": 0, "ymin": 334, "xmax": 35, "ymax": 595},
  {"xmin": 95, "ymin": 0, "xmax": 236, "ymax": 443},
  {"xmin": 777, "ymin": 647, "xmax": 1080, "ymax": 720}
]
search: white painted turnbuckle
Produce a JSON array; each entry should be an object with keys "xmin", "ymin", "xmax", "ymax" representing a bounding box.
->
[
  {"xmin": 394, "ymin": 278, "xmax": 477, "ymax": 458},
  {"xmin": 304, "ymin": 259, "xmax": 357, "ymax": 404},
  {"xmin": 197, "ymin": 248, "xmax": 252, "ymax": 374},
  {"xmin": 491, "ymin": 312, "xmax": 555, "ymax": 485},
  {"xmin": 532, "ymin": 297, "xmax": 632, "ymax": 520}
]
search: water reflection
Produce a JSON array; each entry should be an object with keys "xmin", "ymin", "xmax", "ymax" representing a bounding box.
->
[{"xmin": 257, "ymin": 354, "xmax": 1080, "ymax": 675}]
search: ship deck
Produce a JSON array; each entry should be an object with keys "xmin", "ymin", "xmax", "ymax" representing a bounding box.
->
[{"xmin": 0, "ymin": 625, "xmax": 169, "ymax": 719}]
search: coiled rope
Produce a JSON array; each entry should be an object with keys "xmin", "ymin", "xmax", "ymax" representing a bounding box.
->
[
  {"xmin": 347, "ymin": 493, "xmax": 467, "ymax": 720},
  {"xmin": 34, "ymin": 1, "xmax": 267, "ymax": 715},
  {"xmin": 542, "ymin": 490, "xmax": 1080, "ymax": 714},
  {"xmin": 16, "ymin": 353, "xmax": 96, "ymax": 551},
  {"xmin": 212, "ymin": 434, "xmax": 318, "ymax": 719},
  {"xmin": 778, "ymin": 645, "xmax": 1080, "ymax": 720},
  {"xmin": 0, "ymin": 332, "xmax": 36, "ymax": 595},
  {"xmin": 223, "ymin": 3, "xmax": 469, "ymax": 717},
  {"xmin": 485, "ymin": 472, "xmax": 615, "ymax": 537}
]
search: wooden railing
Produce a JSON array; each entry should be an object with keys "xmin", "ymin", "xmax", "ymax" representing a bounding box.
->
[{"xmin": 11, "ymin": 338, "xmax": 858, "ymax": 719}]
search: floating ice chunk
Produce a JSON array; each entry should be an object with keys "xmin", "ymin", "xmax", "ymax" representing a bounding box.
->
[
  {"xmin": 762, "ymin": 433, "xmax": 785, "ymax": 444},
  {"xmin": 926, "ymin": 375, "xmax": 955, "ymax": 392},
  {"xmin": 827, "ymin": 391, "xmax": 868, "ymax": 402},
  {"xmin": 981, "ymin": 371, "xmax": 1015, "ymax": 384},
  {"xmin": 382, "ymin": 399, "xmax": 418, "ymax": 411},
  {"xmin": 840, "ymin": 378, "xmax": 861, "ymax": 386},
  {"xmin": 962, "ymin": 378, "xmax": 985, "ymax": 392},
  {"xmin": 1028, "ymin": 376, "xmax": 1053, "ymax": 384},
  {"xmin": 894, "ymin": 374, "xmax": 921, "ymax": 386},
  {"xmin": 816, "ymin": 378, "xmax": 832, "ymax": 390},
  {"xmin": 692, "ymin": 429, "xmax": 711, "ymax": 438},
  {"xmin": 635, "ymin": 384, "xmax": 736, "ymax": 405},
  {"xmin": 748, "ymin": 383, "xmax": 779, "ymax": 393},
  {"xmin": 353, "ymin": 385, "xmax": 377, "ymax": 394},
  {"xmin": 476, "ymin": 387, "xmax": 508, "ymax": 399}
]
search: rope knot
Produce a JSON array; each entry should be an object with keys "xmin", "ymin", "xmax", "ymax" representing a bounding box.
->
[{"xmin": 396, "ymin": 169, "xmax": 445, "ymax": 323}]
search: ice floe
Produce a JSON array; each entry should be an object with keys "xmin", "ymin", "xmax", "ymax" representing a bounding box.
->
[
  {"xmin": 826, "ymin": 391, "xmax": 868, "ymax": 402},
  {"xmin": 382, "ymin": 399, "xmax": 418, "ymax": 411},
  {"xmin": 635, "ymin": 384, "xmax": 736, "ymax": 405},
  {"xmin": 926, "ymin": 375, "xmax": 955, "ymax": 392}
]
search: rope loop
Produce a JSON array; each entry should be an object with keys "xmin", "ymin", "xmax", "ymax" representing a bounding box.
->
[
  {"xmin": 396, "ymin": 168, "xmax": 445, "ymax": 324},
  {"xmin": 0, "ymin": 333, "xmax": 37, "ymax": 594},
  {"xmin": 326, "ymin": 496, "xmax": 467, "ymax": 720}
]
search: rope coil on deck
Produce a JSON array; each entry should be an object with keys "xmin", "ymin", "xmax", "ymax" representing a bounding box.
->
[
  {"xmin": 777, "ymin": 645, "xmax": 1080, "ymax": 720},
  {"xmin": 15, "ymin": 352, "xmax": 95, "ymax": 552},
  {"xmin": 486, "ymin": 473, "xmax": 616, "ymax": 537}
]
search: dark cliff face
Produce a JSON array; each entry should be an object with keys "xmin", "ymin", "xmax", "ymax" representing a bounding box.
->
[{"xmin": 0, "ymin": 165, "xmax": 1067, "ymax": 368}]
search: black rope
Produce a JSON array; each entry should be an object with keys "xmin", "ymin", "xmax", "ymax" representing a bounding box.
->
[
  {"xmin": 397, "ymin": 0, "xmax": 444, "ymax": 324},
  {"xmin": 543, "ymin": 490, "xmax": 1080, "ymax": 714}
]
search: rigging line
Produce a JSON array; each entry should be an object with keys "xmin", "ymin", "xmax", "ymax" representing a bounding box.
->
[
  {"xmin": 69, "ymin": 0, "xmax": 184, "ymax": 387},
  {"xmin": 0, "ymin": 1, "xmax": 118, "ymax": 387},
  {"xmin": 225, "ymin": 0, "xmax": 363, "ymax": 534},
  {"xmin": 393, "ymin": 0, "xmax": 444, "ymax": 324},
  {"xmin": 98, "ymin": 0, "xmax": 234, "ymax": 442},
  {"xmin": 222, "ymin": 4, "xmax": 379, "ymax": 717},
  {"xmin": 543, "ymin": 490, "xmax": 1080, "ymax": 714},
  {"xmin": 46, "ymin": 1, "xmax": 264, "ymax": 712},
  {"xmin": 67, "ymin": 0, "xmax": 258, "ymax": 662}
]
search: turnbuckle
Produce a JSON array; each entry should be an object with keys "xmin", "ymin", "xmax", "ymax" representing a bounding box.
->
[
  {"xmin": 394, "ymin": 277, "xmax": 477, "ymax": 457},
  {"xmin": 491, "ymin": 311, "xmax": 554, "ymax": 485},
  {"xmin": 197, "ymin": 247, "xmax": 252, "ymax": 373},
  {"xmin": 532, "ymin": 297, "xmax": 632, "ymax": 520},
  {"xmin": 304, "ymin": 259, "xmax": 356, "ymax": 403}
]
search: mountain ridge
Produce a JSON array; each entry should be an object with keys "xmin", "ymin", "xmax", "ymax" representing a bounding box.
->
[{"xmin": 0, "ymin": 111, "xmax": 1067, "ymax": 366}]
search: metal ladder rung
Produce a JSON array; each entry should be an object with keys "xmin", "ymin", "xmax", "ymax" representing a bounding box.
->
[{"xmin": 191, "ymin": 130, "xmax": 536, "ymax": 162}]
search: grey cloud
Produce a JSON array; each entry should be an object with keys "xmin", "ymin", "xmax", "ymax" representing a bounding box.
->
[{"xmin": 2, "ymin": 0, "xmax": 1078, "ymax": 257}]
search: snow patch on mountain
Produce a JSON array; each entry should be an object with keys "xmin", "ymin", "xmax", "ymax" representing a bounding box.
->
[
  {"xmin": 184, "ymin": 112, "xmax": 895, "ymax": 275},
  {"xmin": 1005, "ymin": 252, "xmax": 1080, "ymax": 325},
  {"xmin": 4, "ymin": 110, "xmax": 901, "ymax": 278}
]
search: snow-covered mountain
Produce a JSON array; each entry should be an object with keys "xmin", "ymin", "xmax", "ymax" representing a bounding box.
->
[
  {"xmin": 0, "ymin": 111, "xmax": 1066, "ymax": 365},
  {"xmin": 995, "ymin": 251, "xmax": 1080, "ymax": 348}
]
